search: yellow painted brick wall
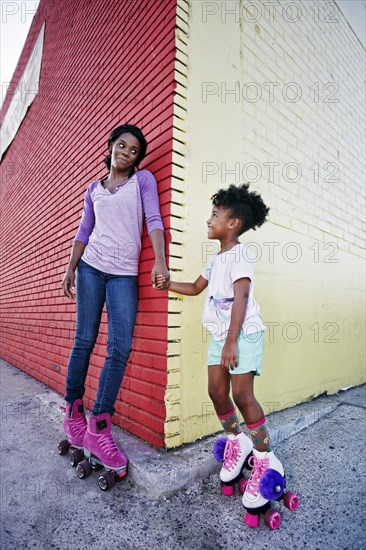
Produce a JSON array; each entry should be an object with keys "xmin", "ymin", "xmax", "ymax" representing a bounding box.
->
[
  {"xmin": 164, "ymin": 0, "xmax": 190, "ymax": 447},
  {"xmin": 165, "ymin": 0, "xmax": 365, "ymax": 447}
]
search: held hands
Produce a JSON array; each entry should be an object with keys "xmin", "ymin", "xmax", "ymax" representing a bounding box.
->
[
  {"xmin": 221, "ymin": 341, "xmax": 238, "ymax": 371},
  {"xmin": 151, "ymin": 261, "xmax": 170, "ymax": 289},
  {"xmin": 61, "ymin": 267, "xmax": 76, "ymax": 300},
  {"xmin": 155, "ymin": 274, "xmax": 170, "ymax": 290}
]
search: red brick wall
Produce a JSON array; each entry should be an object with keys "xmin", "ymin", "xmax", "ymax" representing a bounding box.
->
[{"xmin": 0, "ymin": 0, "xmax": 177, "ymax": 448}]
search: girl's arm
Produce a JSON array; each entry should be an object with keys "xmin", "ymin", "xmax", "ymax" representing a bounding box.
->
[
  {"xmin": 157, "ymin": 275, "xmax": 208, "ymax": 296},
  {"xmin": 221, "ymin": 277, "xmax": 250, "ymax": 369}
]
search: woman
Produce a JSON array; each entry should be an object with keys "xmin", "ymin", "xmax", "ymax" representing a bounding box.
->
[{"xmin": 60, "ymin": 124, "xmax": 169, "ymax": 475}]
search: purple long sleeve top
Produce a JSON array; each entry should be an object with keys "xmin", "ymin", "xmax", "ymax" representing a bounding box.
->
[{"xmin": 75, "ymin": 169, "xmax": 164, "ymax": 276}]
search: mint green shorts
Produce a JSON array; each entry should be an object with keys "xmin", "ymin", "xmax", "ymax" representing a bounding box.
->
[{"xmin": 207, "ymin": 330, "xmax": 264, "ymax": 375}]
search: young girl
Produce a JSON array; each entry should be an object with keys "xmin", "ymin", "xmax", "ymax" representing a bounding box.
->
[{"xmin": 156, "ymin": 184, "xmax": 284, "ymax": 517}]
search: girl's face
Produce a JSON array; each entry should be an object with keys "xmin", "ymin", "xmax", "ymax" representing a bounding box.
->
[
  {"xmin": 109, "ymin": 132, "xmax": 141, "ymax": 172},
  {"xmin": 206, "ymin": 206, "xmax": 232, "ymax": 239}
]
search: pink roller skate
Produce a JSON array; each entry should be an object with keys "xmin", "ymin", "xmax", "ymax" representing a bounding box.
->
[
  {"xmin": 213, "ymin": 432, "xmax": 253, "ymax": 496},
  {"xmin": 76, "ymin": 412, "xmax": 128, "ymax": 491},
  {"xmin": 57, "ymin": 399, "xmax": 87, "ymax": 467},
  {"xmin": 241, "ymin": 449, "xmax": 299, "ymax": 530}
]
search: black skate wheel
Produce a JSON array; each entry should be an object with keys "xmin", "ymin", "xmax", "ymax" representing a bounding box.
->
[
  {"xmin": 57, "ymin": 439, "xmax": 70, "ymax": 455},
  {"xmin": 76, "ymin": 459, "xmax": 92, "ymax": 479},
  {"xmin": 98, "ymin": 470, "xmax": 116, "ymax": 491},
  {"xmin": 69, "ymin": 448, "xmax": 84, "ymax": 467}
]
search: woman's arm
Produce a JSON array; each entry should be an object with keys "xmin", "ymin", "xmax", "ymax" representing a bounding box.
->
[
  {"xmin": 62, "ymin": 183, "xmax": 96, "ymax": 300},
  {"xmin": 137, "ymin": 171, "xmax": 169, "ymax": 286},
  {"xmin": 61, "ymin": 241, "xmax": 86, "ymax": 300},
  {"xmin": 149, "ymin": 228, "xmax": 169, "ymax": 286}
]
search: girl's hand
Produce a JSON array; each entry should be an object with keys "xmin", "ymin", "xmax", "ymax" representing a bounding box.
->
[
  {"xmin": 221, "ymin": 341, "xmax": 238, "ymax": 370},
  {"xmin": 61, "ymin": 267, "xmax": 76, "ymax": 300},
  {"xmin": 155, "ymin": 274, "xmax": 170, "ymax": 290}
]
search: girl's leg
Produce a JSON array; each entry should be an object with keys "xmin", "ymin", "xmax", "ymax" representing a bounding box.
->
[
  {"xmin": 92, "ymin": 274, "xmax": 138, "ymax": 416},
  {"xmin": 236, "ymin": 373, "xmax": 285, "ymax": 515},
  {"xmin": 209, "ymin": 365, "xmax": 253, "ymax": 485},
  {"xmin": 65, "ymin": 260, "xmax": 105, "ymax": 404},
  {"xmin": 208, "ymin": 365, "xmax": 241, "ymax": 434},
  {"xmin": 231, "ymin": 372, "xmax": 271, "ymax": 452}
]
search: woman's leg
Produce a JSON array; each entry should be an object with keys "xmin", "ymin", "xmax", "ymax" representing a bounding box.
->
[
  {"xmin": 231, "ymin": 372, "xmax": 271, "ymax": 452},
  {"xmin": 65, "ymin": 260, "xmax": 106, "ymax": 404},
  {"xmin": 92, "ymin": 275, "xmax": 138, "ymax": 416}
]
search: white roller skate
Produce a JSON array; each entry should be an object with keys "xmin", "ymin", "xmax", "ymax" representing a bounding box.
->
[
  {"xmin": 241, "ymin": 449, "xmax": 299, "ymax": 529},
  {"xmin": 214, "ymin": 432, "xmax": 253, "ymax": 496}
]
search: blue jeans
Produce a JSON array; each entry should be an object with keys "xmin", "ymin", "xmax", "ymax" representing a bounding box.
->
[{"xmin": 65, "ymin": 259, "xmax": 138, "ymax": 416}]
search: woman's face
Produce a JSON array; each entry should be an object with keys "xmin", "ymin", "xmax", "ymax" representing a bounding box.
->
[{"xmin": 109, "ymin": 132, "xmax": 141, "ymax": 172}]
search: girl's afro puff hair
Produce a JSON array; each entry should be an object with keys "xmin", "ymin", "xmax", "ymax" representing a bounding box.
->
[{"xmin": 211, "ymin": 183, "xmax": 270, "ymax": 234}]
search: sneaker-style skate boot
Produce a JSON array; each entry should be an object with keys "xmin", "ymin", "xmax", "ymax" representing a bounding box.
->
[
  {"xmin": 57, "ymin": 399, "xmax": 87, "ymax": 466},
  {"xmin": 241, "ymin": 449, "xmax": 299, "ymax": 529},
  {"xmin": 76, "ymin": 412, "xmax": 128, "ymax": 491},
  {"xmin": 219, "ymin": 432, "xmax": 253, "ymax": 496}
]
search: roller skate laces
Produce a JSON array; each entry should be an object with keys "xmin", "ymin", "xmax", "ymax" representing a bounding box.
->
[
  {"xmin": 220, "ymin": 432, "xmax": 253, "ymax": 483},
  {"xmin": 60, "ymin": 400, "xmax": 87, "ymax": 448},
  {"xmin": 245, "ymin": 455, "xmax": 270, "ymax": 498},
  {"xmin": 222, "ymin": 438, "xmax": 242, "ymax": 473},
  {"xmin": 83, "ymin": 414, "xmax": 128, "ymax": 470},
  {"xmin": 95, "ymin": 432, "xmax": 123, "ymax": 461}
]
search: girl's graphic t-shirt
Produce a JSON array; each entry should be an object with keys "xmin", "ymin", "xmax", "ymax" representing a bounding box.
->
[{"xmin": 201, "ymin": 243, "xmax": 265, "ymax": 342}]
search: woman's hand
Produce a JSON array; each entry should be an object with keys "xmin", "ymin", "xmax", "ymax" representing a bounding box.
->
[
  {"xmin": 155, "ymin": 274, "xmax": 170, "ymax": 290},
  {"xmin": 61, "ymin": 267, "xmax": 76, "ymax": 300},
  {"xmin": 221, "ymin": 341, "xmax": 238, "ymax": 370},
  {"xmin": 152, "ymin": 262, "xmax": 170, "ymax": 289}
]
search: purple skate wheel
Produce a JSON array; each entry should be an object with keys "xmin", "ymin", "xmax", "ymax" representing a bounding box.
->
[
  {"xmin": 238, "ymin": 478, "xmax": 248, "ymax": 495},
  {"xmin": 245, "ymin": 512, "xmax": 260, "ymax": 528},
  {"xmin": 76, "ymin": 459, "xmax": 92, "ymax": 479},
  {"xmin": 98, "ymin": 470, "xmax": 116, "ymax": 491},
  {"xmin": 264, "ymin": 509, "xmax": 281, "ymax": 530},
  {"xmin": 283, "ymin": 491, "xmax": 299, "ymax": 511},
  {"xmin": 57, "ymin": 439, "xmax": 70, "ymax": 455}
]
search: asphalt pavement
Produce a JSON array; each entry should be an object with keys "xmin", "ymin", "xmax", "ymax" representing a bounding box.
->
[{"xmin": 0, "ymin": 358, "xmax": 365, "ymax": 550}]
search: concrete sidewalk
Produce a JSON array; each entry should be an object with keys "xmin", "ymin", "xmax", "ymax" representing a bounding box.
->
[{"xmin": 1, "ymin": 358, "xmax": 365, "ymax": 549}]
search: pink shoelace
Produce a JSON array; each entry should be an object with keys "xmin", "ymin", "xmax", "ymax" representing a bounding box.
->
[
  {"xmin": 60, "ymin": 406, "xmax": 86, "ymax": 438},
  {"xmin": 97, "ymin": 433, "xmax": 122, "ymax": 458},
  {"xmin": 222, "ymin": 439, "xmax": 242, "ymax": 471},
  {"xmin": 245, "ymin": 455, "xmax": 270, "ymax": 497}
]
